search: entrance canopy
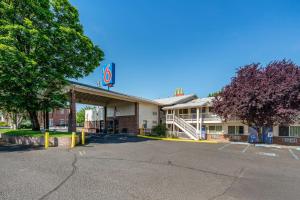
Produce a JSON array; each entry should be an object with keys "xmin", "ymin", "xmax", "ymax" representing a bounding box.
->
[
  {"xmin": 68, "ymin": 81, "xmax": 159, "ymax": 106},
  {"xmin": 66, "ymin": 81, "xmax": 161, "ymax": 133}
]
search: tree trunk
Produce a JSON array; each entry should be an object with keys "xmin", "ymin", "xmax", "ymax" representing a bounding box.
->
[
  {"xmin": 257, "ymin": 126, "xmax": 263, "ymax": 143},
  {"xmin": 12, "ymin": 113, "xmax": 17, "ymax": 130},
  {"xmin": 29, "ymin": 111, "xmax": 40, "ymax": 131},
  {"xmin": 45, "ymin": 110, "xmax": 49, "ymax": 130}
]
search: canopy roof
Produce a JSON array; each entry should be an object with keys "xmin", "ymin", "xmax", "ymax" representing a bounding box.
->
[{"xmin": 68, "ymin": 81, "xmax": 161, "ymax": 106}]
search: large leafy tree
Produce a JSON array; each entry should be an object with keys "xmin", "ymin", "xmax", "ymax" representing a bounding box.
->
[
  {"xmin": 213, "ymin": 60, "xmax": 300, "ymax": 132},
  {"xmin": 0, "ymin": 0, "xmax": 104, "ymax": 130}
]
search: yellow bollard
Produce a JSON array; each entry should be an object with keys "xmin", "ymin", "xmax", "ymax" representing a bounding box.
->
[
  {"xmin": 81, "ymin": 129, "xmax": 85, "ymax": 145},
  {"xmin": 45, "ymin": 132, "xmax": 49, "ymax": 149},
  {"xmin": 71, "ymin": 132, "xmax": 76, "ymax": 148}
]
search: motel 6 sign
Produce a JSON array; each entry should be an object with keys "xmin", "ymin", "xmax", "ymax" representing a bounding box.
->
[{"xmin": 102, "ymin": 63, "xmax": 115, "ymax": 87}]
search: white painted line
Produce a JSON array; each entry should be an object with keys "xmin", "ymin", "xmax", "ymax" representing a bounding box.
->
[
  {"xmin": 242, "ymin": 144, "xmax": 250, "ymax": 153},
  {"xmin": 218, "ymin": 143, "xmax": 231, "ymax": 150},
  {"xmin": 257, "ymin": 152, "xmax": 277, "ymax": 157},
  {"xmin": 289, "ymin": 149, "xmax": 299, "ymax": 160},
  {"xmin": 255, "ymin": 144, "xmax": 281, "ymax": 149},
  {"xmin": 79, "ymin": 151, "xmax": 86, "ymax": 156},
  {"xmin": 231, "ymin": 142, "xmax": 249, "ymax": 145}
]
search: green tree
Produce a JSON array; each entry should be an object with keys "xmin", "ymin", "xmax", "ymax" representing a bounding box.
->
[
  {"xmin": 208, "ymin": 91, "xmax": 221, "ymax": 97},
  {"xmin": 0, "ymin": 0, "xmax": 104, "ymax": 130}
]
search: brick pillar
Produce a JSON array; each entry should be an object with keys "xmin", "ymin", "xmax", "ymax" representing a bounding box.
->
[
  {"xmin": 68, "ymin": 89, "xmax": 76, "ymax": 133},
  {"xmin": 135, "ymin": 102, "xmax": 139, "ymax": 134}
]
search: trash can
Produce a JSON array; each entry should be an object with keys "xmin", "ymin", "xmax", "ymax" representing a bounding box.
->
[
  {"xmin": 262, "ymin": 132, "xmax": 268, "ymax": 143},
  {"xmin": 248, "ymin": 134, "xmax": 258, "ymax": 143},
  {"xmin": 262, "ymin": 127, "xmax": 273, "ymax": 144},
  {"xmin": 265, "ymin": 132, "xmax": 273, "ymax": 144}
]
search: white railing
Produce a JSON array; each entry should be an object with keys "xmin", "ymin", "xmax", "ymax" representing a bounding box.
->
[
  {"xmin": 166, "ymin": 113, "xmax": 221, "ymax": 122},
  {"xmin": 166, "ymin": 114, "xmax": 173, "ymax": 121},
  {"xmin": 202, "ymin": 113, "xmax": 222, "ymax": 121},
  {"xmin": 179, "ymin": 114, "xmax": 197, "ymax": 120},
  {"xmin": 173, "ymin": 115, "xmax": 198, "ymax": 140}
]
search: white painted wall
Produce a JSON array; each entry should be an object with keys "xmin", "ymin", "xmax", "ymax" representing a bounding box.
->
[
  {"xmin": 85, "ymin": 108, "xmax": 104, "ymax": 121},
  {"xmin": 107, "ymin": 103, "xmax": 135, "ymax": 117},
  {"xmin": 139, "ymin": 102, "xmax": 159, "ymax": 129},
  {"xmin": 222, "ymin": 122, "xmax": 249, "ymax": 135}
]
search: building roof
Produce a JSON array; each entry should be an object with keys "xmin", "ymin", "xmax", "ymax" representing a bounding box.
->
[
  {"xmin": 69, "ymin": 81, "xmax": 162, "ymax": 106},
  {"xmin": 162, "ymin": 97, "xmax": 215, "ymax": 110},
  {"xmin": 154, "ymin": 94, "xmax": 197, "ymax": 106}
]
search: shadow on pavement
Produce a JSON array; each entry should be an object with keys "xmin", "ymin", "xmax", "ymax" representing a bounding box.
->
[
  {"xmin": 0, "ymin": 143, "xmax": 44, "ymax": 153},
  {"xmin": 86, "ymin": 134, "xmax": 154, "ymax": 145}
]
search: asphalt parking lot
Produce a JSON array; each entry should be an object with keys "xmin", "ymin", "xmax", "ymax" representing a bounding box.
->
[{"xmin": 1, "ymin": 135, "xmax": 300, "ymax": 200}]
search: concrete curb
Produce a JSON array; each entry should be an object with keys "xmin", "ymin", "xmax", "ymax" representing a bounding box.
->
[
  {"xmin": 137, "ymin": 135, "xmax": 219, "ymax": 144},
  {"xmin": 1, "ymin": 134, "xmax": 80, "ymax": 148}
]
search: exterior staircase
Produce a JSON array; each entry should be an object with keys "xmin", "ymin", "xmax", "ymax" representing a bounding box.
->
[{"xmin": 173, "ymin": 115, "xmax": 199, "ymax": 140}]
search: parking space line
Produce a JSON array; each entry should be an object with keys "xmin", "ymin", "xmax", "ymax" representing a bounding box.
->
[
  {"xmin": 257, "ymin": 152, "xmax": 277, "ymax": 157},
  {"xmin": 242, "ymin": 144, "xmax": 250, "ymax": 153},
  {"xmin": 218, "ymin": 143, "xmax": 231, "ymax": 150},
  {"xmin": 288, "ymin": 149, "xmax": 299, "ymax": 160},
  {"xmin": 79, "ymin": 150, "xmax": 86, "ymax": 156}
]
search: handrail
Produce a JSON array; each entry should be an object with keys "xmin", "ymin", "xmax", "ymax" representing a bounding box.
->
[
  {"xmin": 174, "ymin": 115, "xmax": 198, "ymax": 140},
  {"xmin": 166, "ymin": 113, "xmax": 221, "ymax": 121}
]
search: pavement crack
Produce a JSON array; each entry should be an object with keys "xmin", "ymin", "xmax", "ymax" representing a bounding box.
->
[
  {"xmin": 38, "ymin": 153, "xmax": 78, "ymax": 200},
  {"xmin": 208, "ymin": 167, "xmax": 246, "ymax": 200},
  {"xmin": 82, "ymin": 156, "xmax": 238, "ymax": 179}
]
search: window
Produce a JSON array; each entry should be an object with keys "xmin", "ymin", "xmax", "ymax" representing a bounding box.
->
[
  {"xmin": 201, "ymin": 107, "xmax": 206, "ymax": 113},
  {"xmin": 208, "ymin": 126, "xmax": 222, "ymax": 134},
  {"xmin": 49, "ymin": 119, "xmax": 53, "ymax": 127},
  {"xmin": 59, "ymin": 119, "xmax": 65, "ymax": 126},
  {"xmin": 143, "ymin": 120, "xmax": 147, "ymax": 129},
  {"xmin": 228, "ymin": 126, "xmax": 244, "ymax": 135},
  {"xmin": 191, "ymin": 108, "xmax": 196, "ymax": 113},
  {"xmin": 228, "ymin": 126, "xmax": 236, "ymax": 134},
  {"xmin": 60, "ymin": 109, "xmax": 64, "ymax": 114},
  {"xmin": 279, "ymin": 126, "xmax": 300, "ymax": 137},
  {"xmin": 179, "ymin": 109, "xmax": 188, "ymax": 114},
  {"xmin": 238, "ymin": 126, "xmax": 244, "ymax": 134},
  {"xmin": 290, "ymin": 126, "xmax": 300, "ymax": 137},
  {"xmin": 153, "ymin": 112, "xmax": 157, "ymax": 116},
  {"xmin": 152, "ymin": 121, "xmax": 157, "ymax": 126},
  {"xmin": 279, "ymin": 126, "xmax": 289, "ymax": 136},
  {"xmin": 167, "ymin": 110, "xmax": 172, "ymax": 114},
  {"xmin": 208, "ymin": 107, "xmax": 214, "ymax": 113}
]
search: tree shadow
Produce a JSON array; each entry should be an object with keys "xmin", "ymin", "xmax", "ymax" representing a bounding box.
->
[
  {"xmin": 86, "ymin": 134, "xmax": 155, "ymax": 145},
  {"xmin": 0, "ymin": 143, "xmax": 44, "ymax": 153}
]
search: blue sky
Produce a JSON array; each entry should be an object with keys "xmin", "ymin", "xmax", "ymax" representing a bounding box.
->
[{"xmin": 71, "ymin": 0, "xmax": 300, "ymax": 100}]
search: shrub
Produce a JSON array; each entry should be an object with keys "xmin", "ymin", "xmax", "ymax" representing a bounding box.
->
[
  {"xmin": 19, "ymin": 120, "xmax": 32, "ymax": 129},
  {"xmin": 152, "ymin": 124, "xmax": 167, "ymax": 137},
  {"xmin": 0, "ymin": 122, "xmax": 8, "ymax": 127}
]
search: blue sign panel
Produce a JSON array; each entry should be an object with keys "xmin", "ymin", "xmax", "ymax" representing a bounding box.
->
[{"xmin": 102, "ymin": 63, "xmax": 115, "ymax": 87}]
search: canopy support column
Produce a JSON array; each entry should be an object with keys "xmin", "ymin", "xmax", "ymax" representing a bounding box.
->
[{"xmin": 68, "ymin": 88, "xmax": 76, "ymax": 133}]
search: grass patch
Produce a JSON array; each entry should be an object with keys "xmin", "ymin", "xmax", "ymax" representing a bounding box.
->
[{"xmin": 0, "ymin": 129, "xmax": 72, "ymax": 138}]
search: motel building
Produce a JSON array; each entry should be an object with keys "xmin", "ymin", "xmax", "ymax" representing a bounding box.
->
[
  {"xmin": 80, "ymin": 83, "xmax": 300, "ymax": 146},
  {"xmin": 155, "ymin": 92, "xmax": 300, "ymax": 146}
]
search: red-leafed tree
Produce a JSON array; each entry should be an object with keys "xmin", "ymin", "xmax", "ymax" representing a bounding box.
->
[{"xmin": 213, "ymin": 60, "xmax": 300, "ymax": 132}]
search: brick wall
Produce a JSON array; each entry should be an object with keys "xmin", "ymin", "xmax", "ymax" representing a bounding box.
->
[
  {"xmin": 273, "ymin": 137, "xmax": 300, "ymax": 146},
  {"xmin": 206, "ymin": 134, "xmax": 248, "ymax": 142},
  {"xmin": 39, "ymin": 109, "xmax": 69, "ymax": 128},
  {"xmin": 108, "ymin": 115, "xmax": 138, "ymax": 135}
]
